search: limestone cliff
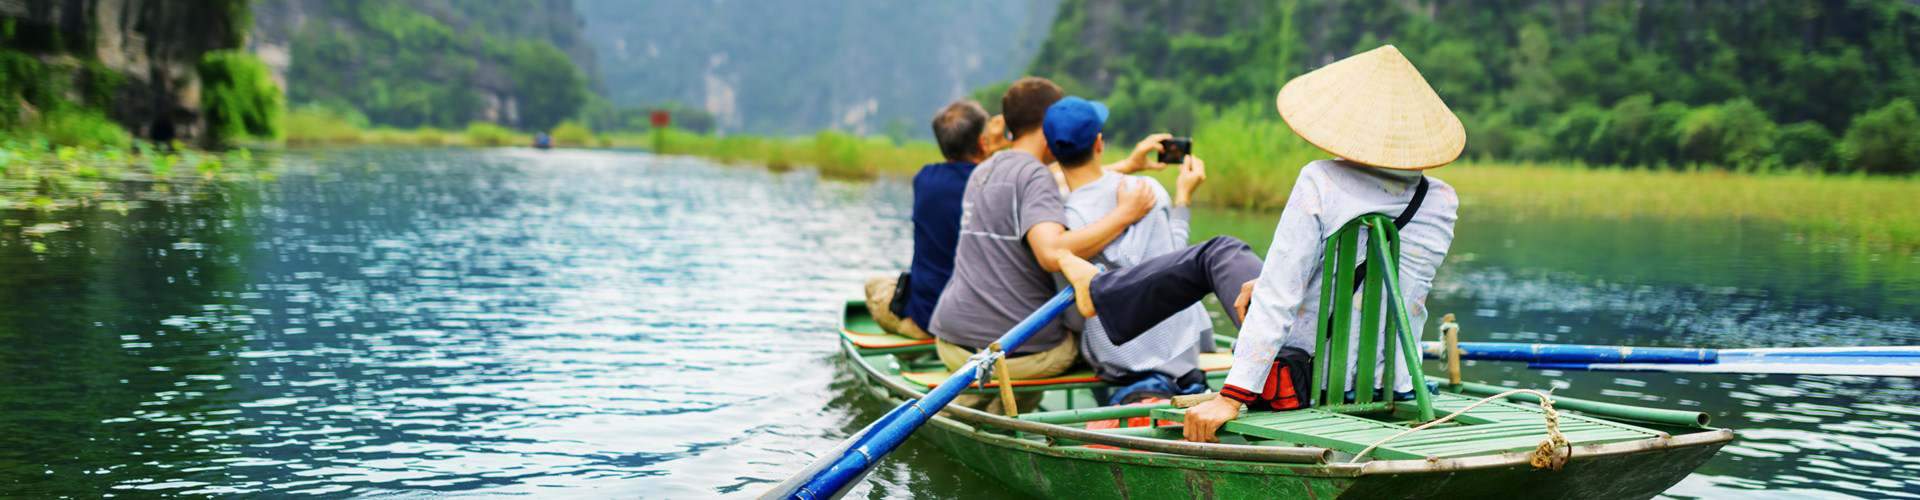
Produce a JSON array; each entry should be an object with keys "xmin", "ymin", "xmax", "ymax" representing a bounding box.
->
[
  {"xmin": 245, "ymin": 0, "xmax": 595, "ymax": 130},
  {"xmin": 1, "ymin": 0, "xmax": 249, "ymax": 143}
]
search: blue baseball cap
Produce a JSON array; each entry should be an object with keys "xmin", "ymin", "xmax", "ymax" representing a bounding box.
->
[{"xmin": 1043, "ymin": 96, "xmax": 1109, "ymax": 161}]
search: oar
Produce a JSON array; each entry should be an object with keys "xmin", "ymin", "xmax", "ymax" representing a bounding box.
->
[
  {"xmin": 767, "ymin": 287, "xmax": 1077, "ymax": 500},
  {"xmin": 1419, "ymin": 341, "xmax": 1920, "ymax": 377}
]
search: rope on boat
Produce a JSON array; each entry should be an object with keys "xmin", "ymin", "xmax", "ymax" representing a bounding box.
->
[
  {"xmin": 1348, "ymin": 389, "xmax": 1572, "ymax": 470},
  {"xmin": 965, "ymin": 348, "xmax": 1000, "ymax": 389}
]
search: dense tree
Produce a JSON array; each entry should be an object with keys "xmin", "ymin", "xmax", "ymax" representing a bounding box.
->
[
  {"xmin": 1022, "ymin": 0, "xmax": 1920, "ymax": 173},
  {"xmin": 505, "ymin": 41, "xmax": 589, "ymax": 131},
  {"xmin": 1678, "ymin": 99, "xmax": 1778, "ymax": 170},
  {"xmin": 1839, "ymin": 99, "xmax": 1920, "ymax": 174},
  {"xmin": 1775, "ymin": 122, "xmax": 1838, "ymax": 171}
]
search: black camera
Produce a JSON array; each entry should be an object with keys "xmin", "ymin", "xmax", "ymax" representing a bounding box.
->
[{"xmin": 1158, "ymin": 137, "xmax": 1193, "ymax": 164}]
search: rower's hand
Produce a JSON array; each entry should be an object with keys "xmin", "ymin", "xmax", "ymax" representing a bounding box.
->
[
  {"xmin": 1233, "ymin": 278, "xmax": 1257, "ymax": 323},
  {"xmin": 1183, "ymin": 397, "xmax": 1242, "ymax": 443},
  {"xmin": 1114, "ymin": 177, "xmax": 1155, "ymax": 222}
]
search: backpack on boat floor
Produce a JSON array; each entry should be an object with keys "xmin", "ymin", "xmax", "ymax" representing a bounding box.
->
[{"xmin": 1248, "ymin": 346, "xmax": 1313, "ymax": 411}]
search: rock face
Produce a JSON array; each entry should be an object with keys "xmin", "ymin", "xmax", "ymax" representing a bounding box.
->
[
  {"xmin": 3, "ymin": 0, "xmax": 248, "ymax": 143},
  {"xmin": 576, "ymin": 0, "xmax": 1058, "ymax": 136},
  {"xmin": 246, "ymin": 0, "xmax": 595, "ymax": 130}
]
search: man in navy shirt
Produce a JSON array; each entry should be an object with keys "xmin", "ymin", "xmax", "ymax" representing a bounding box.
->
[{"xmin": 864, "ymin": 100, "xmax": 998, "ymax": 339}]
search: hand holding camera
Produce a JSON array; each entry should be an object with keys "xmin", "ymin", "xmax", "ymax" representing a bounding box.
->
[
  {"xmin": 1175, "ymin": 154, "xmax": 1206, "ymax": 208},
  {"xmin": 1114, "ymin": 133, "xmax": 1174, "ymax": 173}
]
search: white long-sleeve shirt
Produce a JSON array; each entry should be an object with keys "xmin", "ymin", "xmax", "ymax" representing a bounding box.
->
[{"xmin": 1223, "ymin": 160, "xmax": 1458, "ymax": 398}]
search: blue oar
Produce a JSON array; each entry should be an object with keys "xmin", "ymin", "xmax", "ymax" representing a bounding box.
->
[
  {"xmin": 778, "ymin": 287, "xmax": 1076, "ymax": 499},
  {"xmin": 1419, "ymin": 341, "xmax": 1920, "ymax": 377}
]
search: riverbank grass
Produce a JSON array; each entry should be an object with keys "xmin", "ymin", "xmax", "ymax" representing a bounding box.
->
[
  {"xmin": 261, "ymin": 103, "xmax": 1920, "ymax": 250},
  {"xmin": 648, "ymin": 128, "xmax": 939, "ymax": 178},
  {"xmin": 282, "ymin": 105, "xmax": 535, "ymax": 147}
]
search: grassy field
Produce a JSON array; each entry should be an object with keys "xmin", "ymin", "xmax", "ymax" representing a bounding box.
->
[
  {"xmin": 643, "ymin": 117, "xmax": 1920, "ymax": 253},
  {"xmin": 646, "ymin": 128, "xmax": 940, "ymax": 178},
  {"xmin": 109, "ymin": 104, "xmax": 1917, "ymax": 252}
]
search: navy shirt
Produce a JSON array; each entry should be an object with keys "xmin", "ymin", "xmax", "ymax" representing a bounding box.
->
[{"xmin": 905, "ymin": 161, "xmax": 976, "ymax": 328}]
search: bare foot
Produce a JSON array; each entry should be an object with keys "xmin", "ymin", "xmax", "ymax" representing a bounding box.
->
[{"xmin": 1057, "ymin": 255, "xmax": 1099, "ymax": 317}]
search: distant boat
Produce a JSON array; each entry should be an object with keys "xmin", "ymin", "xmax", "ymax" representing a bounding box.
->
[{"xmin": 533, "ymin": 133, "xmax": 553, "ymax": 149}]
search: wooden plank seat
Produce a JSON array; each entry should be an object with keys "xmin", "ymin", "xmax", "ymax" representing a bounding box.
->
[
  {"xmin": 840, "ymin": 300, "xmax": 936, "ymax": 353},
  {"xmin": 897, "ymin": 352, "xmax": 1235, "ymax": 394},
  {"xmin": 1150, "ymin": 392, "xmax": 1666, "ymax": 460}
]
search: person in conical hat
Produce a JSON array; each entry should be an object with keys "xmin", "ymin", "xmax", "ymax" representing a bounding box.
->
[{"xmin": 1055, "ymin": 45, "xmax": 1464, "ymax": 442}]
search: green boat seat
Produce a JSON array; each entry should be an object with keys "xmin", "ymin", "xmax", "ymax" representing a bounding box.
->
[{"xmin": 1306, "ymin": 213, "xmax": 1437, "ymax": 419}]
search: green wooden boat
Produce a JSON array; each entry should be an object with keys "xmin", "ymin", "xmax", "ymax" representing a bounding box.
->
[{"xmin": 833, "ymin": 215, "xmax": 1733, "ymax": 499}]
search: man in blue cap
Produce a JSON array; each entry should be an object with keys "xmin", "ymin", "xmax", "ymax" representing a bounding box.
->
[
  {"xmin": 1044, "ymin": 96, "xmax": 1221, "ymax": 406},
  {"xmin": 929, "ymin": 77, "xmax": 1157, "ymax": 414}
]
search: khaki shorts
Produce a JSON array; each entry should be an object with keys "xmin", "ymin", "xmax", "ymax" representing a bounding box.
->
[
  {"xmin": 935, "ymin": 331, "xmax": 1079, "ymax": 414},
  {"xmin": 864, "ymin": 275, "xmax": 932, "ymax": 339}
]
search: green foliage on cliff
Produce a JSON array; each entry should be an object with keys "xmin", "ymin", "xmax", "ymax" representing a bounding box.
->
[
  {"xmin": 1025, "ymin": 0, "xmax": 1920, "ymax": 173},
  {"xmin": 279, "ymin": 0, "xmax": 592, "ymax": 131},
  {"xmin": 1, "ymin": 48, "xmax": 133, "ymax": 148},
  {"xmin": 0, "ymin": 50, "xmax": 58, "ymax": 129},
  {"xmin": 199, "ymin": 51, "xmax": 285, "ymax": 143},
  {"xmin": 503, "ymin": 40, "xmax": 589, "ymax": 131}
]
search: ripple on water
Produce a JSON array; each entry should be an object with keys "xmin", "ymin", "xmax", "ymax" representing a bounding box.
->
[{"xmin": 5, "ymin": 149, "xmax": 1918, "ymax": 498}]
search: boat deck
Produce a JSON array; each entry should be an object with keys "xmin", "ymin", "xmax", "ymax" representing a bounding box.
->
[
  {"xmin": 1153, "ymin": 394, "xmax": 1665, "ymax": 460},
  {"xmin": 842, "ymin": 299, "xmax": 1673, "ymax": 461}
]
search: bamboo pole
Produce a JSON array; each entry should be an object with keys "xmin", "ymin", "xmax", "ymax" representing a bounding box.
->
[
  {"xmin": 991, "ymin": 342, "xmax": 1017, "ymax": 417},
  {"xmin": 1442, "ymin": 313, "xmax": 1461, "ymax": 386}
]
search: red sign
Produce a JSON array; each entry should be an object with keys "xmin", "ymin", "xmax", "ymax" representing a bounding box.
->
[{"xmin": 650, "ymin": 110, "xmax": 671, "ymax": 128}]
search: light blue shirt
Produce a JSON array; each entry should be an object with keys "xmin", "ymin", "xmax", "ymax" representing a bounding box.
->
[{"xmin": 1061, "ymin": 171, "xmax": 1215, "ymax": 380}]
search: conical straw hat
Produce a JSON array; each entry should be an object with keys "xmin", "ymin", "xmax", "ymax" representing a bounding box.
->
[{"xmin": 1275, "ymin": 45, "xmax": 1465, "ymax": 170}]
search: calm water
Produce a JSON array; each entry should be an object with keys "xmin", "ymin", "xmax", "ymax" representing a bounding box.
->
[{"xmin": 0, "ymin": 148, "xmax": 1915, "ymax": 498}]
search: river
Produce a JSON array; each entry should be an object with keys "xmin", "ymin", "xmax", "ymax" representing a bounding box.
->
[{"xmin": 0, "ymin": 148, "xmax": 1914, "ymax": 498}]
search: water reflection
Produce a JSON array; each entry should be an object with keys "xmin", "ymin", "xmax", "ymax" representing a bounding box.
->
[
  {"xmin": 0, "ymin": 180, "xmax": 256, "ymax": 496},
  {"xmin": 0, "ymin": 149, "xmax": 1913, "ymax": 497}
]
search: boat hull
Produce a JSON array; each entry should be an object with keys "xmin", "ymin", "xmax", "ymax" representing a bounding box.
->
[{"xmin": 843, "ymin": 343, "xmax": 1729, "ymax": 499}]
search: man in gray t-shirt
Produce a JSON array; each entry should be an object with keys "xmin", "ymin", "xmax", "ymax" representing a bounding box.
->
[
  {"xmin": 929, "ymin": 148, "xmax": 1074, "ymax": 353},
  {"xmin": 927, "ymin": 79, "xmax": 1153, "ymax": 413}
]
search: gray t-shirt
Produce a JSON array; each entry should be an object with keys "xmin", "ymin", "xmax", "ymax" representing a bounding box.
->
[{"xmin": 928, "ymin": 150, "xmax": 1070, "ymax": 353}]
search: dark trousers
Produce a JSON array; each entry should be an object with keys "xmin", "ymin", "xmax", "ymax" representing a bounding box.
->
[{"xmin": 1090, "ymin": 236, "xmax": 1264, "ymax": 345}]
